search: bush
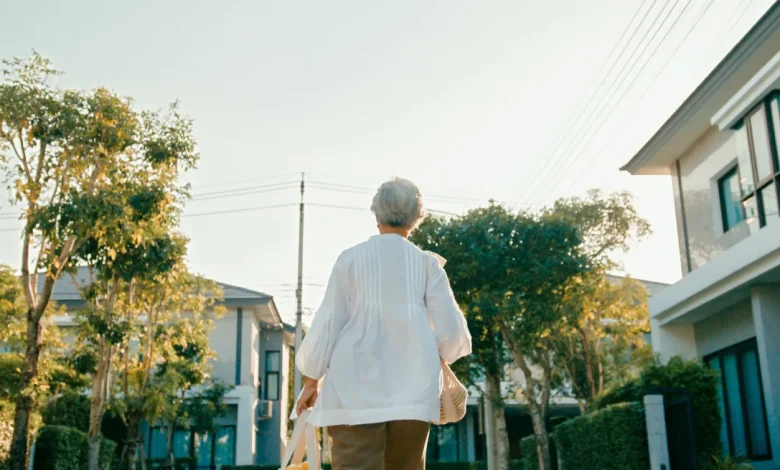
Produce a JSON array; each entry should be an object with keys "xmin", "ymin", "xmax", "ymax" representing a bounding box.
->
[
  {"xmin": 33, "ymin": 425, "xmax": 116, "ymax": 470},
  {"xmin": 0, "ymin": 400, "xmax": 13, "ymax": 470},
  {"xmin": 223, "ymin": 462, "xmax": 518, "ymax": 470},
  {"xmin": 554, "ymin": 403, "xmax": 648, "ymax": 470},
  {"xmin": 597, "ymin": 356, "xmax": 722, "ymax": 465},
  {"xmin": 0, "ymin": 355, "xmax": 23, "ymax": 401},
  {"xmin": 518, "ymin": 434, "xmax": 557, "ymax": 470},
  {"xmin": 41, "ymin": 392, "xmax": 90, "ymax": 432}
]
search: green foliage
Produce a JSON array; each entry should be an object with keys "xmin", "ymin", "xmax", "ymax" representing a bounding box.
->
[
  {"xmin": 0, "ymin": 400, "xmax": 14, "ymax": 469},
  {"xmin": 0, "ymin": 356, "xmax": 23, "ymax": 401},
  {"xmin": 41, "ymin": 393, "xmax": 90, "ymax": 432},
  {"xmin": 554, "ymin": 403, "xmax": 648, "ymax": 470},
  {"xmin": 519, "ymin": 434, "xmax": 557, "ymax": 470},
  {"xmin": 596, "ymin": 356, "xmax": 722, "ymax": 465},
  {"xmin": 707, "ymin": 454, "xmax": 754, "ymax": 470},
  {"xmin": 33, "ymin": 425, "xmax": 115, "ymax": 470},
  {"xmin": 222, "ymin": 463, "xmax": 524, "ymax": 470}
]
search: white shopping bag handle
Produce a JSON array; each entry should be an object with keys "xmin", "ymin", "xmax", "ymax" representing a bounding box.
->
[{"xmin": 280, "ymin": 409, "xmax": 321, "ymax": 470}]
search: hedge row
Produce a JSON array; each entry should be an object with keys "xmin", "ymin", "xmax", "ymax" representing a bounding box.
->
[
  {"xmin": 596, "ymin": 356, "xmax": 722, "ymax": 466},
  {"xmin": 518, "ymin": 434, "xmax": 557, "ymax": 470},
  {"xmin": 224, "ymin": 461, "xmax": 524, "ymax": 470},
  {"xmin": 33, "ymin": 425, "xmax": 116, "ymax": 470},
  {"xmin": 554, "ymin": 402, "xmax": 648, "ymax": 470}
]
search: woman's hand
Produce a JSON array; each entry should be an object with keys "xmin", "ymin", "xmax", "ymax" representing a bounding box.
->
[{"xmin": 296, "ymin": 377, "xmax": 319, "ymax": 416}]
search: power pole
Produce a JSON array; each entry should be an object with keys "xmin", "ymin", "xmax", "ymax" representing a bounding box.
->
[{"xmin": 294, "ymin": 173, "xmax": 305, "ymax": 399}]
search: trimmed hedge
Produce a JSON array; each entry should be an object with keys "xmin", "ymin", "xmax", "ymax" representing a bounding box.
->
[
  {"xmin": 597, "ymin": 356, "xmax": 722, "ymax": 466},
  {"xmin": 41, "ymin": 392, "xmax": 90, "ymax": 432},
  {"xmin": 554, "ymin": 403, "xmax": 648, "ymax": 470},
  {"xmin": 33, "ymin": 425, "xmax": 116, "ymax": 470},
  {"xmin": 518, "ymin": 434, "xmax": 557, "ymax": 470},
  {"xmin": 224, "ymin": 462, "xmax": 523, "ymax": 470}
]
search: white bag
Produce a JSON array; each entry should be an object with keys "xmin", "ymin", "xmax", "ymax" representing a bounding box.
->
[
  {"xmin": 437, "ymin": 358, "xmax": 468, "ymax": 425},
  {"xmin": 279, "ymin": 409, "xmax": 321, "ymax": 470}
]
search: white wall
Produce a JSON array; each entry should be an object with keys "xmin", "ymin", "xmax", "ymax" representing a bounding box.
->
[
  {"xmin": 694, "ymin": 299, "xmax": 755, "ymax": 357},
  {"xmin": 210, "ymin": 310, "xmax": 238, "ymax": 385}
]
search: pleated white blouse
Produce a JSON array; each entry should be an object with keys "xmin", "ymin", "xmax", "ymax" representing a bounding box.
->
[{"xmin": 295, "ymin": 233, "xmax": 472, "ymax": 427}]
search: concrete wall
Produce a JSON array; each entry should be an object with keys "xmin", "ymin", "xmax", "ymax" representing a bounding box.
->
[
  {"xmin": 694, "ymin": 299, "xmax": 756, "ymax": 357},
  {"xmin": 674, "ymin": 127, "xmax": 751, "ymax": 273}
]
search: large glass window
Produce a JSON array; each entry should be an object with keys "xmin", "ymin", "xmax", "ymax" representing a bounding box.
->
[
  {"xmin": 426, "ymin": 423, "xmax": 461, "ymax": 462},
  {"xmin": 265, "ymin": 351, "xmax": 281, "ymax": 401},
  {"xmin": 148, "ymin": 426, "xmax": 235, "ymax": 467},
  {"xmin": 706, "ymin": 339, "xmax": 771, "ymax": 461},
  {"xmin": 729, "ymin": 93, "xmax": 780, "ymax": 231},
  {"xmin": 718, "ymin": 167, "xmax": 745, "ymax": 231}
]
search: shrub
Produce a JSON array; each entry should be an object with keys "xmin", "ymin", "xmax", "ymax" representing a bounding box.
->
[
  {"xmin": 597, "ymin": 356, "xmax": 722, "ymax": 465},
  {"xmin": 554, "ymin": 402, "xmax": 648, "ymax": 470},
  {"xmin": 0, "ymin": 355, "xmax": 23, "ymax": 401},
  {"xmin": 519, "ymin": 434, "xmax": 557, "ymax": 470},
  {"xmin": 0, "ymin": 400, "xmax": 13, "ymax": 470},
  {"xmin": 41, "ymin": 392, "xmax": 90, "ymax": 432},
  {"xmin": 33, "ymin": 425, "xmax": 116, "ymax": 470}
]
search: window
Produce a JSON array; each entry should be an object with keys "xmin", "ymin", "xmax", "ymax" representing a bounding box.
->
[
  {"xmin": 426, "ymin": 423, "xmax": 461, "ymax": 462},
  {"xmin": 730, "ymin": 92, "xmax": 780, "ymax": 231},
  {"xmin": 718, "ymin": 167, "xmax": 745, "ymax": 231},
  {"xmin": 706, "ymin": 339, "xmax": 772, "ymax": 461},
  {"xmin": 265, "ymin": 351, "xmax": 281, "ymax": 401},
  {"xmin": 150, "ymin": 426, "xmax": 235, "ymax": 467}
]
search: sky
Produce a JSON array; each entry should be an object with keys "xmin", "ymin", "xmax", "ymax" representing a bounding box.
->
[{"xmin": 0, "ymin": 0, "xmax": 774, "ymax": 323}]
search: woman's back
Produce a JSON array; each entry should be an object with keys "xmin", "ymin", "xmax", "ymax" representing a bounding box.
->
[{"xmin": 296, "ymin": 233, "xmax": 471, "ymax": 427}]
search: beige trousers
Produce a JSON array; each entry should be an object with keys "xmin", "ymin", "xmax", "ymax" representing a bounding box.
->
[{"xmin": 328, "ymin": 420, "xmax": 431, "ymax": 470}]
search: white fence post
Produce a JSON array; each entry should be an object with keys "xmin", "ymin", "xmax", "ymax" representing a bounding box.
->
[{"xmin": 644, "ymin": 394, "xmax": 671, "ymax": 470}]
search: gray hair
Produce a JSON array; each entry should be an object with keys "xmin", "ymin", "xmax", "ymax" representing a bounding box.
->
[{"xmin": 371, "ymin": 177, "xmax": 425, "ymax": 229}]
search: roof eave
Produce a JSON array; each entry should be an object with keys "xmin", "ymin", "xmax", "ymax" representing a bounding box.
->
[{"xmin": 620, "ymin": 2, "xmax": 780, "ymax": 175}]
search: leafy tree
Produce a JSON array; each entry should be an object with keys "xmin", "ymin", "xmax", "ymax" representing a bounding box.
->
[
  {"xmin": 412, "ymin": 204, "xmax": 588, "ymax": 470},
  {"xmin": 0, "ymin": 53, "xmax": 195, "ymax": 469},
  {"xmin": 543, "ymin": 190, "xmax": 652, "ymax": 413},
  {"xmin": 108, "ymin": 267, "xmax": 227, "ymax": 470}
]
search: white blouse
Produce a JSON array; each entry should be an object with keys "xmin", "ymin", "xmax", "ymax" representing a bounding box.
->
[{"xmin": 295, "ymin": 233, "xmax": 472, "ymax": 427}]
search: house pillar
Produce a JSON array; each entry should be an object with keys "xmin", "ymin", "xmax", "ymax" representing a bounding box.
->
[
  {"xmin": 643, "ymin": 395, "xmax": 671, "ymax": 470},
  {"xmin": 750, "ymin": 285, "xmax": 780, "ymax": 466},
  {"xmin": 650, "ymin": 319, "xmax": 698, "ymax": 362},
  {"xmin": 235, "ymin": 386, "xmax": 257, "ymax": 465}
]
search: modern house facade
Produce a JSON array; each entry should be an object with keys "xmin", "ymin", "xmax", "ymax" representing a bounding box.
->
[
  {"xmin": 621, "ymin": 5, "xmax": 780, "ymax": 467},
  {"xmin": 45, "ymin": 269, "xmax": 294, "ymax": 468}
]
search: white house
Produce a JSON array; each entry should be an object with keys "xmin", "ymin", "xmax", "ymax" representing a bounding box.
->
[
  {"xmin": 620, "ymin": 4, "xmax": 780, "ymax": 468},
  {"xmin": 45, "ymin": 268, "xmax": 294, "ymax": 468}
]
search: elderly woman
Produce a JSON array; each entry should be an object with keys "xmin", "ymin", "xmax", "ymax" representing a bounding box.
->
[{"xmin": 294, "ymin": 177, "xmax": 472, "ymax": 470}]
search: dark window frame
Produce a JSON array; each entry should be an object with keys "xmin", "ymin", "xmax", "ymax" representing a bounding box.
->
[
  {"xmin": 704, "ymin": 338, "xmax": 772, "ymax": 461},
  {"xmin": 718, "ymin": 166, "xmax": 745, "ymax": 232},
  {"xmin": 732, "ymin": 91, "xmax": 780, "ymax": 229},
  {"xmin": 264, "ymin": 350, "xmax": 281, "ymax": 401}
]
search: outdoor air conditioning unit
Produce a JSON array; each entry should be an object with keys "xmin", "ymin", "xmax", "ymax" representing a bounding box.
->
[{"xmin": 258, "ymin": 400, "xmax": 273, "ymax": 420}]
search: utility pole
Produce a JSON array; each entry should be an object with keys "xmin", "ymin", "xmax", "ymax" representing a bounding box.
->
[{"xmin": 294, "ymin": 173, "xmax": 305, "ymax": 399}]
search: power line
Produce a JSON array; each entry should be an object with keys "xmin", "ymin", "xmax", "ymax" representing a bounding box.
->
[
  {"xmin": 190, "ymin": 181, "xmax": 299, "ymax": 200},
  {"xmin": 530, "ymin": 0, "xmax": 679, "ymax": 204},
  {"xmin": 514, "ymin": 0, "xmax": 655, "ymax": 205},
  {"xmin": 561, "ymin": 0, "xmax": 714, "ymax": 194},
  {"xmin": 183, "ymin": 203, "xmax": 297, "ymax": 218},
  {"xmin": 532, "ymin": 0, "xmax": 689, "ymax": 204}
]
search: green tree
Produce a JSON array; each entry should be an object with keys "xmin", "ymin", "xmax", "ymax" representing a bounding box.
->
[
  {"xmin": 412, "ymin": 204, "xmax": 588, "ymax": 470},
  {"xmin": 544, "ymin": 190, "xmax": 652, "ymax": 413},
  {"xmin": 109, "ymin": 266, "xmax": 227, "ymax": 469},
  {"xmin": 0, "ymin": 53, "xmax": 194, "ymax": 469}
]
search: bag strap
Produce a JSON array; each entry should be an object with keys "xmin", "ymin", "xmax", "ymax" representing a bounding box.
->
[{"xmin": 280, "ymin": 410, "xmax": 321, "ymax": 469}]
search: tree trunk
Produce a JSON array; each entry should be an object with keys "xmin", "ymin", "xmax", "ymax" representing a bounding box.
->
[
  {"xmin": 8, "ymin": 311, "xmax": 43, "ymax": 470},
  {"xmin": 87, "ymin": 435, "xmax": 102, "ymax": 470},
  {"xmin": 528, "ymin": 403, "xmax": 552, "ymax": 470},
  {"xmin": 485, "ymin": 371, "xmax": 510, "ymax": 470}
]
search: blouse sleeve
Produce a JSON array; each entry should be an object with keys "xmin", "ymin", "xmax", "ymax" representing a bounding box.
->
[
  {"xmin": 295, "ymin": 251, "xmax": 350, "ymax": 380},
  {"xmin": 425, "ymin": 255, "xmax": 472, "ymax": 364}
]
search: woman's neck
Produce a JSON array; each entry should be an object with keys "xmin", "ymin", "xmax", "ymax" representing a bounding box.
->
[{"xmin": 378, "ymin": 225, "xmax": 410, "ymax": 238}]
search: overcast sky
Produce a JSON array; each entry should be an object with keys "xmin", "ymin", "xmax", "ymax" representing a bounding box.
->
[{"xmin": 0, "ymin": 0, "xmax": 773, "ymax": 322}]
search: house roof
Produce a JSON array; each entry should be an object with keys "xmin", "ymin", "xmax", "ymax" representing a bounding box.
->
[
  {"xmin": 620, "ymin": 2, "xmax": 780, "ymax": 175},
  {"xmin": 606, "ymin": 274, "xmax": 669, "ymax": 297},
  {"xmin": 42, "ymin": 266, "xmax": 272, "ymax": 308}
]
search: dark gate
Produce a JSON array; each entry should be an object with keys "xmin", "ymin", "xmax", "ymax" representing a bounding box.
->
[{"xmin": 651, "ymin": 387, "xmax": 698, "ymax": 470}]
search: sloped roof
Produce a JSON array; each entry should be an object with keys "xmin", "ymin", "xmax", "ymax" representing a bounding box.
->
[
  {"xmin": 40, "ymin": 266, "xmax": 272, "ymax": 307},
  {"xmin": 606, "ymin": 274, "xmax": 669, "ymax": 297}
]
